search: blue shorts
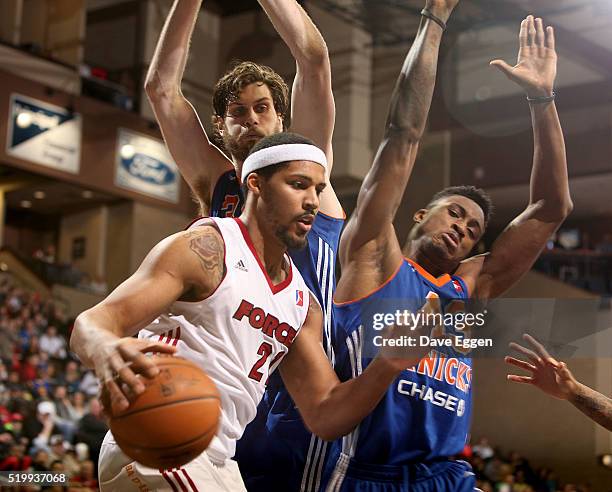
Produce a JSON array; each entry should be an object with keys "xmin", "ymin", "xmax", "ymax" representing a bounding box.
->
[{"xmin": 325, "ymin": 454, "xmax": 476, "ymax": 492}]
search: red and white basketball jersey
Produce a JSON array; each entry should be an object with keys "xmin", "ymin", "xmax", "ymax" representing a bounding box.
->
[{"xmin": 138, "ymin": 217, "xmax": 311, "ymax": 464}]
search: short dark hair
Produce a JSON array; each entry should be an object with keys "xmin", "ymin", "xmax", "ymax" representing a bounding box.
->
[{"xmin": 428, "ymin": 185, "xmax": 493, "ymax": 226}]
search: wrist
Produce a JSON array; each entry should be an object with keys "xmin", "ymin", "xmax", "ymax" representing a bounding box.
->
[
  {"xmin": 567, "ymin": 381, "xmax": 585, "ymax": 403},
  {"xmin": 526, "ymin": 87, "xmax": 554, "ymax": 98},
  {"xmin": 424, "ymin": 4, "xmax": 453, "ymax": 24}
]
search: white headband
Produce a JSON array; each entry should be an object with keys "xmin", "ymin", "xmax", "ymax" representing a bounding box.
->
[{"xmin": 241, "ymin": 143, "xmax": 327, "ymax": 182}]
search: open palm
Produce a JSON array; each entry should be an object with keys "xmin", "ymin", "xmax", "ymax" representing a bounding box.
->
[
  {"xmin": 491, "ymin": 16, "xmax": 557, "ymax": 97},
  {"xmin": 505, "ymin": 334, "xmax": 577, "ymax": 400}
]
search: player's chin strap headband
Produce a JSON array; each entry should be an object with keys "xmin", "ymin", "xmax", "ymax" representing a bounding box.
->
[{"xmin": 241, "ymin": 143, "xmax": 328, "ymax": 182}]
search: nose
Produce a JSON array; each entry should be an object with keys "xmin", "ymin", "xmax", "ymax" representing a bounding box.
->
[
  {"xmin": 244, "ymin": 107, "xmax": 259, "ymax": 128},
  {"xmin": 304, "ymin": 187, "xmax": 319, "ymax": 213},
  {"xmin": 451, "ymin": 222, "xmax": 465, "ymax": 239}
]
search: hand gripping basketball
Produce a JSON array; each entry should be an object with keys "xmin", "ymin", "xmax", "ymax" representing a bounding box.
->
[{"xmin": 93, "ymin": 337, "xmax": 177, "ymax": 415}]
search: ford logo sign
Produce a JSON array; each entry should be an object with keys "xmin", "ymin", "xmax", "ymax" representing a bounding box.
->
[{"xmin": 121, "ymin": 153, "xmax": 175, "ymax": 185}]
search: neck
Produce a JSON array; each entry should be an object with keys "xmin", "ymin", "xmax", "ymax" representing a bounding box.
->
[
  {"xmin": 403, "ymin": 239, "xmax": 454, "ymax": 277},
  {"xmin": 239, "ymin": 210, "xmax": 287, "ymax": 283}
]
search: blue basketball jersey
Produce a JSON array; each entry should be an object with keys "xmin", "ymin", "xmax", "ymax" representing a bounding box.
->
[
  {"xmin": 208, "ymin": 169, "xmax": 345, "ymax": 491},
  {"xmin": 210, "ymin": 169, "xmax": 244, "ymax": 218},
  {"xmin": 325, "ymin": 258, "xmax": 472, "ymax": 490}
]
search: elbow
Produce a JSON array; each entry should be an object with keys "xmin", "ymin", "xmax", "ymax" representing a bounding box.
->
[
  {"xmin": 297, "ymin": 41, "xmax": 330, "ymax": 70},
  {"xmin": 306, "ymin": 417, "xmax": 348, "ymax": 441},
  {"xmin": 561, "ymin": 198, "xmax": 574, "ymax": 218},
  {"xmin": 385, "ymin": 123, "xmax": 423, "ymax": 144},
  {"xmin": 144, "ymin": 75, "xmax": 178, "ymax": 104}
]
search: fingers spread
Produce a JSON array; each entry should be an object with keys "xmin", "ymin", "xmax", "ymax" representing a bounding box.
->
[
  {"xmin": 507, "ymin": 374, "xmax": 534, "ymax": 384},
  {"xmin": 509, "ymin": 341, "xmax": 541, "ymax": 365},
  {"xmin": 535, "ymin": 17, "xmax": 545, "ymax": 47},
  {"xmin": 522, "ymin": 333, "xmax": 553, "ymax": 360},
  {"xmin": 109, "ymin": 351, "xmax": 144, "ymax": 395},
  {"xmin": 519, "ymin": 18, "xmax": 528, "ymax": 48},
  {"xmin": 527, "ymin": 15, "xmax": 536, "ymax": 46},
  {"xmin": 504, "ymin": 356, "xmax": 536, "ymax": 373},
  {"xmin": 545, "ymin": 25, "xmax": 555, "ymax": 50}
]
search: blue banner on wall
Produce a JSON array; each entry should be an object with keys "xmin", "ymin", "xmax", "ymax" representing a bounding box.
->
[
  {"xmin": 6, "ymin": 94, "xmax": 81, "ymax": 174},
  {"xmin": 115, "ymin": 128, "xmax": 179, "ymax": 203}
]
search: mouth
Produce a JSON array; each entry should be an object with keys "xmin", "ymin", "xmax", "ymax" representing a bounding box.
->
[
  {"xmin": 295, "ymin": 214, "xmax": 315, "ymax": 233},
  {"xmin": 441, "ymin": 232, "xmax": 459, "ymax": 250}
]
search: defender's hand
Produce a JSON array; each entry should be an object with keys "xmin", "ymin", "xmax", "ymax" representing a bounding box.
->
[
  {"xmin": 93, "ymin": 337, "xmax": 177, "ymax": 414},
  {"xmin": 505, "ymin": 333, "xmax": 578, "ymax": 400},
  {"xmin": 490, "ymin": 16, "xmax": 557, "ymax": 97},
  {"xmin": 380, "ymin": 293, "xmax": 442, "ymax": 371}
]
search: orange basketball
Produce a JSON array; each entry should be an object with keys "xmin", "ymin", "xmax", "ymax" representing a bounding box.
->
[{"xmin": 108, "ymin": 355, "xmax": 221, "ymax": 470}]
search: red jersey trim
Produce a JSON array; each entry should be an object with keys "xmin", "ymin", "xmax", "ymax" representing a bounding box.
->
[{"xmin": 233, "ymin": 218, "xmax": 293, "ymax": 295}]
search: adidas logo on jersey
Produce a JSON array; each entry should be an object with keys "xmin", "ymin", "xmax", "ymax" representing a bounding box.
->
[{"xmin": 234, "ymin": 259, "xmax": 248, "ymax": 272}]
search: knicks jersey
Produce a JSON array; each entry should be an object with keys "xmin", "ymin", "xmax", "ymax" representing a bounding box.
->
[
  {"xmin": 210, "ymin": 166, "xmax": 344, "ymax": 491},
  {"xmin": 138, "ymin": 217, "xmax": 311, "ymax": 464},
  {"xmin": 326, "ymin": 258, "xmax": 471, "ymax": 487}
]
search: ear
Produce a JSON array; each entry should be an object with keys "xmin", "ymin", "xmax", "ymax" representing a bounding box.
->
[
  {"xmin": 213, "ymin": 115, "xmax": 225, "ymax": 136},
  {"xmin": 246, "ymin": 173, "xmax": 263, "ymax": 197},
  {"xmin": 413, "ymin": 209, "xmax": 428, "ymax": 224}
]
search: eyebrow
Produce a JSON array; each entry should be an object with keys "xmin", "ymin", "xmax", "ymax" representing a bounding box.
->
[
  {"xmin": 451, "ymin": 202, "xmax": 483, "ymax": 233},
  {"xmin": 288, "ymin": 174, "xmax": 327, "ymax": 188},
  {"xmin": 228, "ymin": 97, "xmax": 272, "ymax": 108}
]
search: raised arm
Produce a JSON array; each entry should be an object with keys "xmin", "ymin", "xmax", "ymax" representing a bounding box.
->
[
  {"xmin": 506, "ymin": 334, "xmax": 612, "ymax": 431},
  {"xmin": 477, "ymin": 16, "xmax": 572, "ymax": 299},
  {"xmin": 338, "ymin": 0, "xmax": 458, "ymax": 279},
  {"xmin": 257, "ymin": 0, "xmax": 342, "ymax": 217},
  {"xmin": 69, "ymin": 225, "xmax": 224, "ymax": 413},
  {"xmin": 144, "ymin": 0, "xmax": 231, "ymax": 214}
]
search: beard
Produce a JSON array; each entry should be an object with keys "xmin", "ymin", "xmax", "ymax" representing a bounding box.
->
[
  {"xmin": 275, "ymin": 224, "xmax": 308, "ymax": 251},
  {"xmin": 223, "ymin": 133, "xmax": 258, "ymax": 163}
]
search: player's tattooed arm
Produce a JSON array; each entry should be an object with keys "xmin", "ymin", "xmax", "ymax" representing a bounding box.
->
[
  {"xmin": 337, "ymin": 0, "xmax": 459, "ymax": 297},
  {"xmin": 569, "ymin": 384, "xmax": 612, "ymax": 432},
  {"xmin": 183, "ymin": 226, "xmax": 226, "ymax": 300},
  {"xmin": 506, "ymin": 334, "xmax": 612, "ymax": 431}
]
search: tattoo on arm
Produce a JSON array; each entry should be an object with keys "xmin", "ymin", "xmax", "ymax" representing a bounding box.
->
[
  {"xmin": 184, "ymin": 227, "xmax": 226, "ymax": 298},
  {"xmin": 570, "ymin": 385, "xmax": 612, "ymax": 432}
]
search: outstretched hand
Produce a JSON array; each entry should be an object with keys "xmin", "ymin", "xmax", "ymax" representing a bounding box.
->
[
  {"xmin": 490, "ymin": 15, "xmax": 557, "ymax": 97},
  {"xmin": 505, "ymin": 333, "xmax": 578, "ymax": 400}
]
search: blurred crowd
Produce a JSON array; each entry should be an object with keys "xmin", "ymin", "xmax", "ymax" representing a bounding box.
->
[
  {"xmin": 462, "ymin": 438, "xmax": 592, "ymax": 492},
  {"xmin": 0, "ymin": 276, "xmax": 106, "ymax": 491},
  {"xmin": 0, "ymin": 274, "xmax": 599, "ymax": 491}
]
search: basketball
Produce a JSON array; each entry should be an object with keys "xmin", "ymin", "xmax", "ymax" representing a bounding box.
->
[{"xmin": 107, "ymin": 356, "xmax": 221, "ymax": 470}]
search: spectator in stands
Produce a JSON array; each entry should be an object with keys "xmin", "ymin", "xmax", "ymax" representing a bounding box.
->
[
  {"xmin": 75, "ymin": 398, "xmax": 107, "ymax": 468},
  {"xmin": 72, "ymin": 459, "xmax": 98, "ymax": 489},
  {"xmin": 0, "ymin": 442, "xmax": 31, "ymax": 471},
  {"xmin": 52, "ymin": 385, "xmax": 78, "ymax": 442},
  {"xmin": 58, "ymin": 361, "xmax": 81, "ymax": 394},
  {"xmin": 473, "ymin": 436, "xmax": 495, "ymax": 460},
  {"xmin": 40, "ymin": 326, "xmax": 67, "ymax": 360},
  {"xmin": 70, "ymin": 391, "xmax": 87, "ymax": 421},
  {"xmin": 78, "ymin": 371, "xmax": 99, "ymax": 397}
]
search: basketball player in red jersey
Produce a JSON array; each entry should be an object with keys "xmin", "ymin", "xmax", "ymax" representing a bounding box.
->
[{"xmin": 70, "ymin": 135, "xmax": 432, "ymax": 491}]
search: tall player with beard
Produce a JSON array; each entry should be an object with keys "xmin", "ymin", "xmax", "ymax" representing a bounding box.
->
[
  {"xmin": 325, "ymin": 4, "xmax": 572, "ymax": 491},
  {"xmin": 144, "ymin": 1, "xmax": 343, "ymax": 490}
]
